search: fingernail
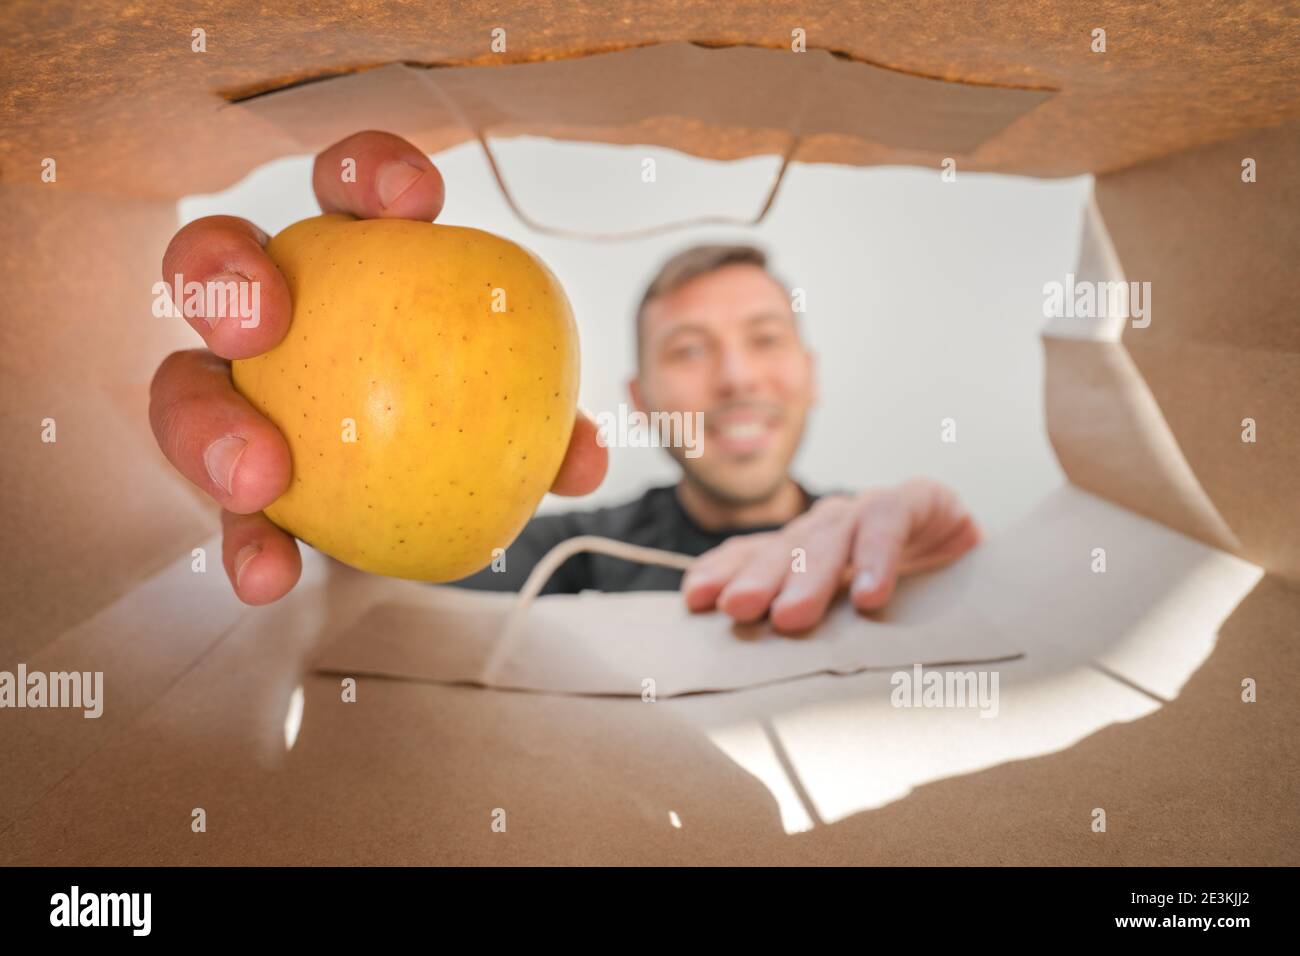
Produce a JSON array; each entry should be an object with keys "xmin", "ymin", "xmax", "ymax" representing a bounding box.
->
[
  {"xmin": 203, "ymin": 436, "xmax": 247, "ymax": 494},
  {"xmin": 720, "ymin": 579, "xmax": 757, "ymax": 602},
  {"xmin": 234, "ymin": 543, "xmax": 261, "ymax": 589},
  {"xmin": 851, "ymin": 570, "xmax": 879, "ymax": 597},
  {"xmin": 198, "ymin": 272, "xmax": 247, "ymax": 330},
  {"xmin": 376, "ymin": 161, "xmax": 425, "ymax": 209},
  {"xmin": 769, "ymin": 580, "xmax": 811, "ymax": 608},
  {"xmin": 683, "ymin": 572, "xmax": 717, "ymax": 591}
]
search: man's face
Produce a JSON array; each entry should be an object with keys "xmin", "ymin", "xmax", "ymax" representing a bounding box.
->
[{"xmin": 631, "ymin": 263, "xmax": 816, "ymax": 506}]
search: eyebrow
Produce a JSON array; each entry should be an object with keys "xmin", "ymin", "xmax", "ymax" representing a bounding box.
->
[
  {"xmin": 745, "ymin": 310, "xmax": 795, "ymax": 327},
  {"xmin": 658, "ymin": 310, "xmax": 794, "ymax": 343},
  {"xmin": 659, "ymin": 322, "xmax": 710, "ymax": 341}
]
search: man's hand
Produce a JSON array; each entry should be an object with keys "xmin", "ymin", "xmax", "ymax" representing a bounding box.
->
[
  {"xmin": 681, "ymin": 478, "xmax": 980, "ymax": 633},
  {"xmin": 149, "ymin": 131, "xmax": 607, "ymax": 606}
]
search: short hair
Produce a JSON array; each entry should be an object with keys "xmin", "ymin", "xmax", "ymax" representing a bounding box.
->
[{"xmin": 635, "ymin": 243, "xmax": 774, "ymax": 364}]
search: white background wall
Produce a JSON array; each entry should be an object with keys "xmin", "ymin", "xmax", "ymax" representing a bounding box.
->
[{"xmin": 181, "ymin": 139, "xmax": 1092, "ymax": 534}]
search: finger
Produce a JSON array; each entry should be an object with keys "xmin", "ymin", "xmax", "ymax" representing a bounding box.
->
[
  {"xmin": 849, "ymin": 489, "xmax": 912, "ymax": 612},
  {"xmin": 900, "ymin": 515, "xmax": 982, "ymax": 575},
  {"xmin": 769, "ymin": 516, "xmax": 856, "ymax": 634},
  {"xmin": 312, "ymin": 131, "xmax": 446, "ymax": 221},
  {"xmin": 897, "ymin": 480, "xmax": 966, "ymax": 559},
  {"xmin": 149, "ymin": 349, "xmax": 292, "ymax": 514},
  {"xmin": 681, "ymin": 537, "xmax": 763, "ymax": 613},
  {"xmin": 548, "ymin": 411, "xmax": 609, "ymax": 496},
  {"xmin": 161, "ymin": 215, "xmax": 294, "ymax": 359},
  {"xmin": 717, "ymin": 534, "xmax": 803, "ymax": 624},
  {"xmin": 222, "ymin": 510, "xmax": 302, "ymax": 605}
]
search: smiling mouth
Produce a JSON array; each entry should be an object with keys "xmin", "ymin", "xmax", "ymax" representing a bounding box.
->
[
  {"xmin": 721, "ymin": 421, "xmax": 764, "ymax": 438},
  {"xmin": 709, "ymin": 414, "xmax": 780, "ymax": 455}
]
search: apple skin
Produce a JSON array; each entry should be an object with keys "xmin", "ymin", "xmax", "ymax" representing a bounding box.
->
[{"xmin": 231, "ymin": 214, "xmax": 579, "ymax": 581}]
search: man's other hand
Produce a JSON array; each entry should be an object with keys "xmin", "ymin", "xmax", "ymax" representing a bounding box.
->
[{"xmin": 681, "ymin": 478, "xmax": 981, "ymax": 633}]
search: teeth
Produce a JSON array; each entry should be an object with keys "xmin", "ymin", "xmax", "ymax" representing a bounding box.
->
[{"xmin": 720, "ymin": 422, "xmax": 763, "ymax": 440}]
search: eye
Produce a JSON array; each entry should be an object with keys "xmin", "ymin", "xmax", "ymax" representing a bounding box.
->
[{"xmin": 667, "ymin": 341, "xmax": 707, "ymax": 361}]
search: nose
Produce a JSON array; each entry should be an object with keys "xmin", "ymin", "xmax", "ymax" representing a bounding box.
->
[{"xmin": 714, "ymin": 341, "xmax": 762, "ymax": 398}]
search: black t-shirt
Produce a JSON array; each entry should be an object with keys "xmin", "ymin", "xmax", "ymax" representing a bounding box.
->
[{"xmin": 453, "ymin": 483, "xmax": 819, "ymax": 595}]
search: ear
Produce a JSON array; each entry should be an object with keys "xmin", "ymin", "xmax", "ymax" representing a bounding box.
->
[
  {"xmin": 628, "ymin": 375, "xmax": 647, "ymax": 413},
  {"xmin": 807, "ymin": 346, "xmax": 819, "ymax": 407}
]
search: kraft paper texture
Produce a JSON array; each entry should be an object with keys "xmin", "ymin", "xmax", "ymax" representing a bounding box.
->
[
  {"xmin": 0, "ymin": 483, "xmax": 1272, "ymax": 865},
  {"xmin": 6, "ymin": 3, "xmax": 1297, "ymax": 197},
  {"xmin": 312, "ymin": 582, "xmax": 1022, "ymax": 698},
  {"xmin": 228, "ymin": 46, "xmax": 1055, "ymax": 160}
]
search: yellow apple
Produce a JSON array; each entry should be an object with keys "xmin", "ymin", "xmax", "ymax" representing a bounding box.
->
[{"xmin": 231, "ymin": 214, "xmax": 579, "ymax": 581}]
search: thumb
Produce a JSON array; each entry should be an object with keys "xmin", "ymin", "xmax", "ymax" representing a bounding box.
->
[{"xmin": 548, "ymin": 410, "xmax": 608, "ymax": 496}]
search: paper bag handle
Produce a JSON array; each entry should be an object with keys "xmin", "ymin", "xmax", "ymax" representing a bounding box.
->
[{"xmin": 485, "ymin": 536, "xmax": 696, "ymax": 683}]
